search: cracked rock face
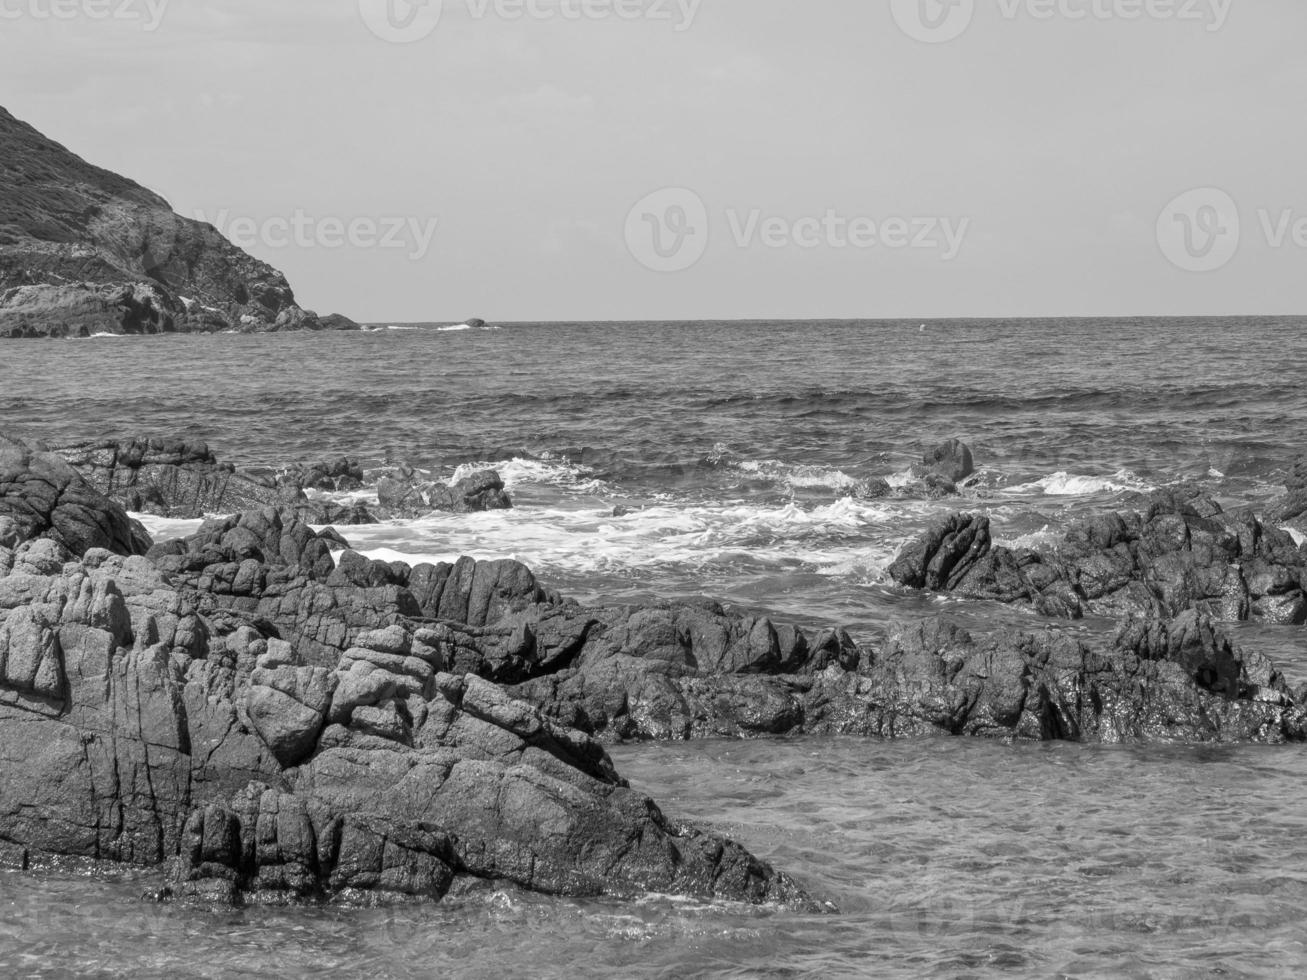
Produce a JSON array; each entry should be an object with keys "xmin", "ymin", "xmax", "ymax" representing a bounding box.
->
[
  {"xmin": 888, "ymin": 487, "xmax": 1307, "ymax": 624},
  {"xmin": 0, "ymin": 539, "xmax": 817, "ymax": 910}
]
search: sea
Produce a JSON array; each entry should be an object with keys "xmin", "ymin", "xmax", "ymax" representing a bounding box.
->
[{"xmin": 1, "ymin": 317, "xmax": 1306, "ymax": 978}]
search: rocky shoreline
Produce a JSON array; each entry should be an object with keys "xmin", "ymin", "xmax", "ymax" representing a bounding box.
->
[{"xmin": 3, "ymin": 432, "xmax": 1307, "ymax": 911}]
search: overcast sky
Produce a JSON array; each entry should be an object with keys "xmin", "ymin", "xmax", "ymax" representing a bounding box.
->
[{"xmin": 2, "ymin": 0, "xmax": 1304, "ymax": 322}]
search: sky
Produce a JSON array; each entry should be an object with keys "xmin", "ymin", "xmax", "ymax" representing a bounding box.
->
[{"xmin": 1, "ymin": 0, "xmax": 1304, "ymax": 322}]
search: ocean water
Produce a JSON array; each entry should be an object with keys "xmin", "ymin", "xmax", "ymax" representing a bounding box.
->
[{"xmin": 2, "ymin": 317, "xmax": 1307, "ymax": 976}]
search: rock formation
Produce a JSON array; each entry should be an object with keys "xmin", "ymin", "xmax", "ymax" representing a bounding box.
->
[
  {"xmin": 0, "ymin": 105, "xmax": 359, "ymax": 337},
  {"xmin": 4, "ymin": 434, "xmax": 1307, "ymax": 913},
  {"xmin": 47, "ymin": 438, "xmax": 511, "ymax": 524},
  {"xmin": 889, "ymin": 486, "xmax": 1307, "ymax": 624},
  {"xmin": 0, "ymin": 438, "xmax": 817, "ymax": 909}
]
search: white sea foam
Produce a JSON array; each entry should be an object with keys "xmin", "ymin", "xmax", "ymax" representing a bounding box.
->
[
  {"xmin": 1001, "ymin": 470, "xmax": 1153, "ymax": 497},
  {"xmin": 994, "ymin": 525, "xmax": 1062, "ymax": 552},
  {"xmin": 131, "ymin": 514, "xmax": 207, "ymax": 541},
  {"xmin": 437, "ymin": 324, "xmax": 472, "ymax": 332},
  {"xmin": 451, "ymin": 457, "xmax": 608, "ymax": 494},
  {"xmin": 338, "ymin": 497, "xmax": 909, "ymax": 582},
  {"xmin": 734, "ymin": 458, "xmax": 863, "ymax": 491}
]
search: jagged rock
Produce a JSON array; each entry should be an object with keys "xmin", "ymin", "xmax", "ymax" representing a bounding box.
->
[
  {"xmin": 510, "ymin": 610, "xmax": 1307, "ymax": 744},
  {"xmin": 0, "ymin": 105, "xmax": 357, "ymax": 336},
  {"xmin": 376, "ymin": 468, "xmax": 512, "ymax": 518},
  {"xmin": 0, "ymin": 434, "xmax": 151, "ymax": 556},
  {"xmin": 889, "ymin": 487, "xmax": 1307, "ymax": 624},
  {"xmin": 0, "ymin": 547, "xmax": 816, "ymax": 910},
  {"xmin": 54, "ymin": 438, "xmax": 289, "ymax": 519},
  {"xmin": 279, "ymin": 458, "xmax": 365, "ymax": 493}
]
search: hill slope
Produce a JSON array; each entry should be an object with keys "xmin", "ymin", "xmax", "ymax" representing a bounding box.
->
[{"xmin": 0, "ymin": 106, "xmax": 357, "ymax": 337}]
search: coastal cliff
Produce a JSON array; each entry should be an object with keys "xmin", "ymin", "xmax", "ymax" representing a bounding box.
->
[{"xmin": 0, "ymin": 106, "xmax": 358, "ymax": 338}]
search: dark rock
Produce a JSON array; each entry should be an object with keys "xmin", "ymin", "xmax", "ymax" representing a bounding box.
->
[
  {"xmin": 54, "ymin": 438, "xmax": 288, "ymax": 519},
  {"xmin": 889, "ymin": 487, "xmax": 1307, "ymax": 624},
  {"xmin": 0, "ymin": 282, "xmax": 177, "ymax": 338},
  {"xmin": 0, "ymin": 549, "xmax": 817, "ymax": 910},
  {"xmin": 316, "ymin": 528, "xmax": 351, "ymax": 552},
  {"xmin": 0, "ymin": 434, "xmax": 151, "ymax": 556},
  {"xmin": 920, "ymin": 438, "xmax": 976, "ymax": 484},
  {"xmin": 279, "ymin": 458, "xmax": 365, "ymax": 493},
  {"xmin": 376, "ymin": 468, "xmax": 512, "ymax": 518}
]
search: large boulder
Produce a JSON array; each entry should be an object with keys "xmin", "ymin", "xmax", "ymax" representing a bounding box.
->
[
  {"xmin": 919, "ymin": 438, "xmax": 976, "ymax": 484},
  {"xmin": 0, "ymin": 434, "xmax": 151, "ymax": 556}
]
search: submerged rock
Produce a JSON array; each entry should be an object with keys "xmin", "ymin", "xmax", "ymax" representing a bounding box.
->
[{"xmin": 889, "ymin": 486, "xmax": 1307, "ymax": 624}]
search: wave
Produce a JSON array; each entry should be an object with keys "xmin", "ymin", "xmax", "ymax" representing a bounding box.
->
[
  {"xmin": 1000, "ymin": 470, "xmax": 1155, "ymax": 497},
  {"xmin": 451, "ymin": 456, "xmax": 609, "ymax": 495},
  {"xmin": 733, "ymin": 458, "xmax": 864, "ymax": 492},
  {"xmin": 340, "ymin": 495, "xmax": 911, "ymax": 581}
]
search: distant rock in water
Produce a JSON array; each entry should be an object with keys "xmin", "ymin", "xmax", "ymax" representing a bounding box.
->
[
  {"xmin": 921, "ymin": 438, "xmax": 976, "ymax": 484},
  {"xmin": 0, "ymin": 105, "xmax": 359, "ymax": 337},
  {"xmin": 889, "ymin": 485, "xmax": 1307, "ymax": 624},
  {"xmin": 463, "ymin": 318, "xmax": 487, "ymax": 329}
]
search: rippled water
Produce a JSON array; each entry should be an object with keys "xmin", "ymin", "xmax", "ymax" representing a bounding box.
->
[
  {"xmin": 3, "ymin": 318, "xmax": 1307, "ymax": 976},
  {"xmin": 5, "ymin": 318, "xmax": 1306, "ymax": 637},
  {"xmin": 4, "ymin": 738, "xmax": 1307, "ymax": 978}
]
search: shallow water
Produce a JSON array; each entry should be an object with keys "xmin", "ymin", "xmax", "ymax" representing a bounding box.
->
[
  {"xmin": 3, "ymin": 318, "xmax": 1307, "ymax": 975},
  {"xmin": 4, "ymin": 737, "xmax": 1307, "ymax": 979}
]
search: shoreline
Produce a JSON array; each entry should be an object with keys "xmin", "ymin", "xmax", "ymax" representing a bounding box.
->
[{"xmin": 3, "ymin": 431, "xmax": 1307, "ymax": 911}]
